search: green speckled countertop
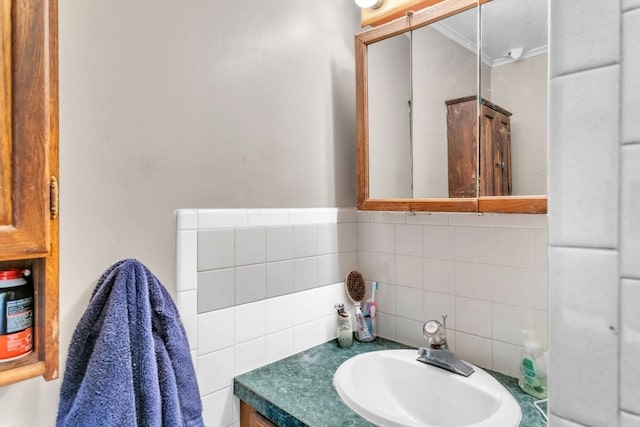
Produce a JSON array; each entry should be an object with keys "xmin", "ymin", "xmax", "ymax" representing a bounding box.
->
[{"xmin": 233, "ymin": 338, "xmax": 547, "ymax": 427}]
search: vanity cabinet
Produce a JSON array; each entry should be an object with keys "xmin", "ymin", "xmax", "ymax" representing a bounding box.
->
[
  {"xmin": 0, "ymin": 0, "xmax": 59, "ymax": 386},
  {"xmin": 240, "ymin": 401, "xmax": 277, "ymax": 427},
  {"xmin": 446, "ymin": 96, "xmax": 512, "ymax": 198}
]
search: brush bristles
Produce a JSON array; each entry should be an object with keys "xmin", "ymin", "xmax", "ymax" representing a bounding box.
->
[{"xmin": 345, "ymin": 271, "xmax": 366, "ymax": 302}]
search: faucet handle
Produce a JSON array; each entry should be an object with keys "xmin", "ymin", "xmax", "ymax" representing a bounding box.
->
[{"xmin": 423, "ymin": 320, "xmax": 447, "ymax": 348}]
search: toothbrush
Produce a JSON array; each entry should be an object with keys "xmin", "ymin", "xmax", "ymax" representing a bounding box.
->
[{"xmin": 370, "ymin": 282, "xmax": 378, "ymax": 318}]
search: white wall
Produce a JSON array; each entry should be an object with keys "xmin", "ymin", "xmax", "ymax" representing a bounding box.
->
[
  {"xmin": 548, "ymin": 1, "xmax": 640, "ymax": 426},
  {"xmin": 368, "ymin": 34, "xmax": 412, "ymax": 199},
  {"xmin": 490, "ymin": 54, "xmax": 548, "ymax": 196},
  {"xmin": 412, "ymin": 16, "xmax": 478, "ymax": 198},
  {"xmin": 0, "ymin": 2, "xmax": 360, "ymax": 426}
]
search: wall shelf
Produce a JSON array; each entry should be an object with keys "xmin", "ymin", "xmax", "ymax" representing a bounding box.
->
[{"xmin": 0, "ymin": 0, "xmax": 59, "ymax": 387}]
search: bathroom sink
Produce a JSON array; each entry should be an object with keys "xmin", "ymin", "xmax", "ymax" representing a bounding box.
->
[{"xmin": 333, "ymin": 349, "xmax": 522, "ymax": 427}]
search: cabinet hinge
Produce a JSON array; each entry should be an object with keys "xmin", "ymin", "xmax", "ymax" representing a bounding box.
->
[{"xmin": 50, "ymin": 176, "xmax": 59, "ymax": 219}]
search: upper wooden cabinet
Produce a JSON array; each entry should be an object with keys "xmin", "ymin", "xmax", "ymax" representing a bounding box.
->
[{"xmin": 0, "ymin": 0, "xmax": 59, "ymax": 386}]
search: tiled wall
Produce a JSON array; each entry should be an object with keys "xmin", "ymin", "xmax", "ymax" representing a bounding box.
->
[
  {"xmin": 176, "ymin": 207, "xmax": 549, "ymax": 427},
  {"xmin": 548, "ymin": 2, "xmax": 640, "ymax": 426},
  {"xmin": 175, "ymin": 208, "xmax": 358, "ymax": 427},
  {"xmin": 356, "ymin": 211, "xmax": 548, "ymax": 378}
]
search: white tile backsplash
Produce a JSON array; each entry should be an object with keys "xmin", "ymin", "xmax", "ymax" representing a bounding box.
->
[
  {"xmin": 455, "ymin": 262, "xmax": 493, "ymax": 300},
  {"xmin": 234, "ymin": 228, "xmax": 265, "ymax": 266},
  {"xmin": 369, "ymin": 252, "xmax": 396, "ymax": 284},
  {"xmin": 424, "ymin": 258, "xmax": 456, "ymax": 294},
  {"xmin": 198, "ymin": 229, "xmax": 235, "ymax": 271},
  {"xmin": 395, "ymin": 224, "xmax": 424, "ymax": 256},
  {"xmin": 491, "ymin": 228, "xmax": 534, "ymax": 267},
  {"xmin": 423, "ymin": 225, "xmax": 455, "ymax": 260},
  {"xmin": 492, "ymin": 340, "xmax": 521, "ymax": 379},
  {"xmin": 376, "ymin": 282, "xmax": 396, "ymax": 315},
  {"xmin": 265, "ymin": 293, "xmax": 295, "ymax": 334},
  {"xmin": 198, "ymin": 268, "xmax": 234, "ymax": 312},
  {"xmin": 198, "ymin": 307, "xmax": 234, "ymax": 355},
  {"xmin": 177, "ymin": 208, "xmax": 549, "ymax": 426},
  {"xmin": 266, "ymin": 329, "xmax": 294, "ymax": 364},
  {"xmin": 176, "ymin": 209, "xmax": 198, "ymax": 230},
  {"xmin": 247, "ymin": 209, "xmax": 289, "ymax": 226},
  {"xmin": 198, "ymin": 347, "xmax": 234, "ymax": 395},
  {"xmin": 177, "ymin": 289, "xmax": 198, "ymax": 351},
  {"xmin": 198, "ymin": 209, "xmax": 248, "ymax": 229},
  {"xmin": 234, "ymin": 264, "xmax": 266, "ymax": 305},
  {"xmin": 234, "ymin": 300, "xmax": 266, "ymax": 344},
  {"xmin": 317, "ymin": 254, "xmax": 342, "ymax": 287},
  {"xmin": 456, "ymin": 296, "xmax": 492, "ymax": 338},
  {"xmin": 233, "ymin": 337, "xmax": 266, "ymax": 376},
  {"xmin": 455, "ymin": 331, "xmax": 492, "ymax": 369},
  {"xmin": 317, "ymin": 223, "xmax": 339, "ymax": 255},
  {"xmin": 293, "ymin": 224, "xmax": 318, "ymax": 258},
  {"xmin": 201, "ymin": 387, "xmax": 234, "ymax": 427},
  {"xmin": 395, "ymin": 317, "xmax": 423, "ymax": 348},
  {"xmin": 491, "ymin": 266, "xmax": 537, "ymax": 308},
  {"xmin": 449, "ymin": 213, "xmax": 500, "ymax": 227},
  {"xmin": 454, "ymin": 226, "xmax": 494, "ymax": 263},
  {"xmin": 293, "ymin": 288, "xmax": 319, "ymax": 325},
  {"xmin": 176, "ymin": 230, "xmax": 198, "ymax": 292},
  {"xmin": 395, "ymin": 255, "xmax": 423, "ymax": 289},
  {"xmin": 492, "ymin": 304, "xmax": 535, "ymax": 345},
  {"xmin": 266, "ymin": 226, "xmax": 294, "ymax": 262},
  {"xmin": 370, "ymin": 222, "xmax": 396, "ymax": 254},
  {"xmin": 265, "ymin": 260, "xmax": 294, "ymax": 298},
  {"xmin": 395, "ymin": 286, "xmax": 423, "ymax": 322},
  {"xmin": 423, "ymin": 291, "xmax": 456, "ymax": 329},
  {"xmin": 293, "ymin": 257, "xmax": 318, "ymax": 291}
]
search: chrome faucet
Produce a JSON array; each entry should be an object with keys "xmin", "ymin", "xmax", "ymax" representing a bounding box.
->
[{"xmin": 416, "ymin": 313, "xmax": 474, "ymax": 377}]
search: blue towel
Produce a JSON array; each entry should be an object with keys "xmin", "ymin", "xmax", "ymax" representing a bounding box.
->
[{"xmin": 57, "ymin": 259, "xmax": 204, "ymax": 427}]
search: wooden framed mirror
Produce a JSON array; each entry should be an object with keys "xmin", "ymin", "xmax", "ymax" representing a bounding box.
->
[{"xmin": 355, "ymin": 0, "xmax": 547, "ymax": 213}]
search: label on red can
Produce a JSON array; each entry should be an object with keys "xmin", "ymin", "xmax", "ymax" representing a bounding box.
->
[{"xmin": 0, "ymin": 269, "xmax": 34, "ymax": 362}]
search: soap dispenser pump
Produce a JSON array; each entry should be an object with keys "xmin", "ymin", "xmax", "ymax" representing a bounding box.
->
[{"xmin": 518, "ymin": 330, "xmax": 547, "ymax": 399}]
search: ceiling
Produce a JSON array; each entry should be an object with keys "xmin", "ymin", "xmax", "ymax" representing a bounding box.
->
[{"xmin": 432, "ymin": 0, "xmax": 548, "ymax": 66}]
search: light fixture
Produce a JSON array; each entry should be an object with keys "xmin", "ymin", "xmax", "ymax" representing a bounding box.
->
[
  {"xmin": 355, "ymin": 0, "xmax": 384, "ymax": 9},
  {"xmin": 508, "ymin": 47, "xmax": 524, "ymax": 61}
]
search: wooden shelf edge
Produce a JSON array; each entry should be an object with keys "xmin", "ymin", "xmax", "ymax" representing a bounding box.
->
[
  {"xmin": 478, "ymin": 196, "xmax": 547, "ymax": 214},
  {"xmin": 0, "ymin": 360, "xmax": 46, "ymax": 387}
]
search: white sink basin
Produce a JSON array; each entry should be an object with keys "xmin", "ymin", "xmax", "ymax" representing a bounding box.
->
[{"xmin": 333, "ymin": 349, "xmax": 522, "ymax": 427}]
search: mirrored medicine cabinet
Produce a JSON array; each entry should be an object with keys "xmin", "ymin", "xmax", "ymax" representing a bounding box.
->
[{"xmin": 356, "ymin": 0, "xmax": 548, "ymax": 213}]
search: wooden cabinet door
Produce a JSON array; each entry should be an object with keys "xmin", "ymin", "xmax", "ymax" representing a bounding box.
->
[
  {"xmin": 0, "ymin": 0, "xmax": 53, "ymax": 260},
  {"xmin": 0, "ymin": 0, "xmax": 59, "ymax": 386},
  {"xmin": 240, "ymin": 401, "xmax": 278, "ymax": 427},
  {"xmin": 480, "ymin": 104, "xmax": 512, "ymax": 196}
]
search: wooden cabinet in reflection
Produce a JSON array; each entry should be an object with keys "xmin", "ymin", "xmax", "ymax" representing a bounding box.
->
[{"xmin": 446, "ymin": 96, "xmax": 512, "ymax": 197}]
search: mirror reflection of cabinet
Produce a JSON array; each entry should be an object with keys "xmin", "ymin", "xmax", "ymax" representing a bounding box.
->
[
  {"xmin": 446, "ymin": 96, "xmax": 513, "ymax": 198},
  {"xmin": 479, "ymin": 99, "xmax": 512, "ymax": 196}
]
